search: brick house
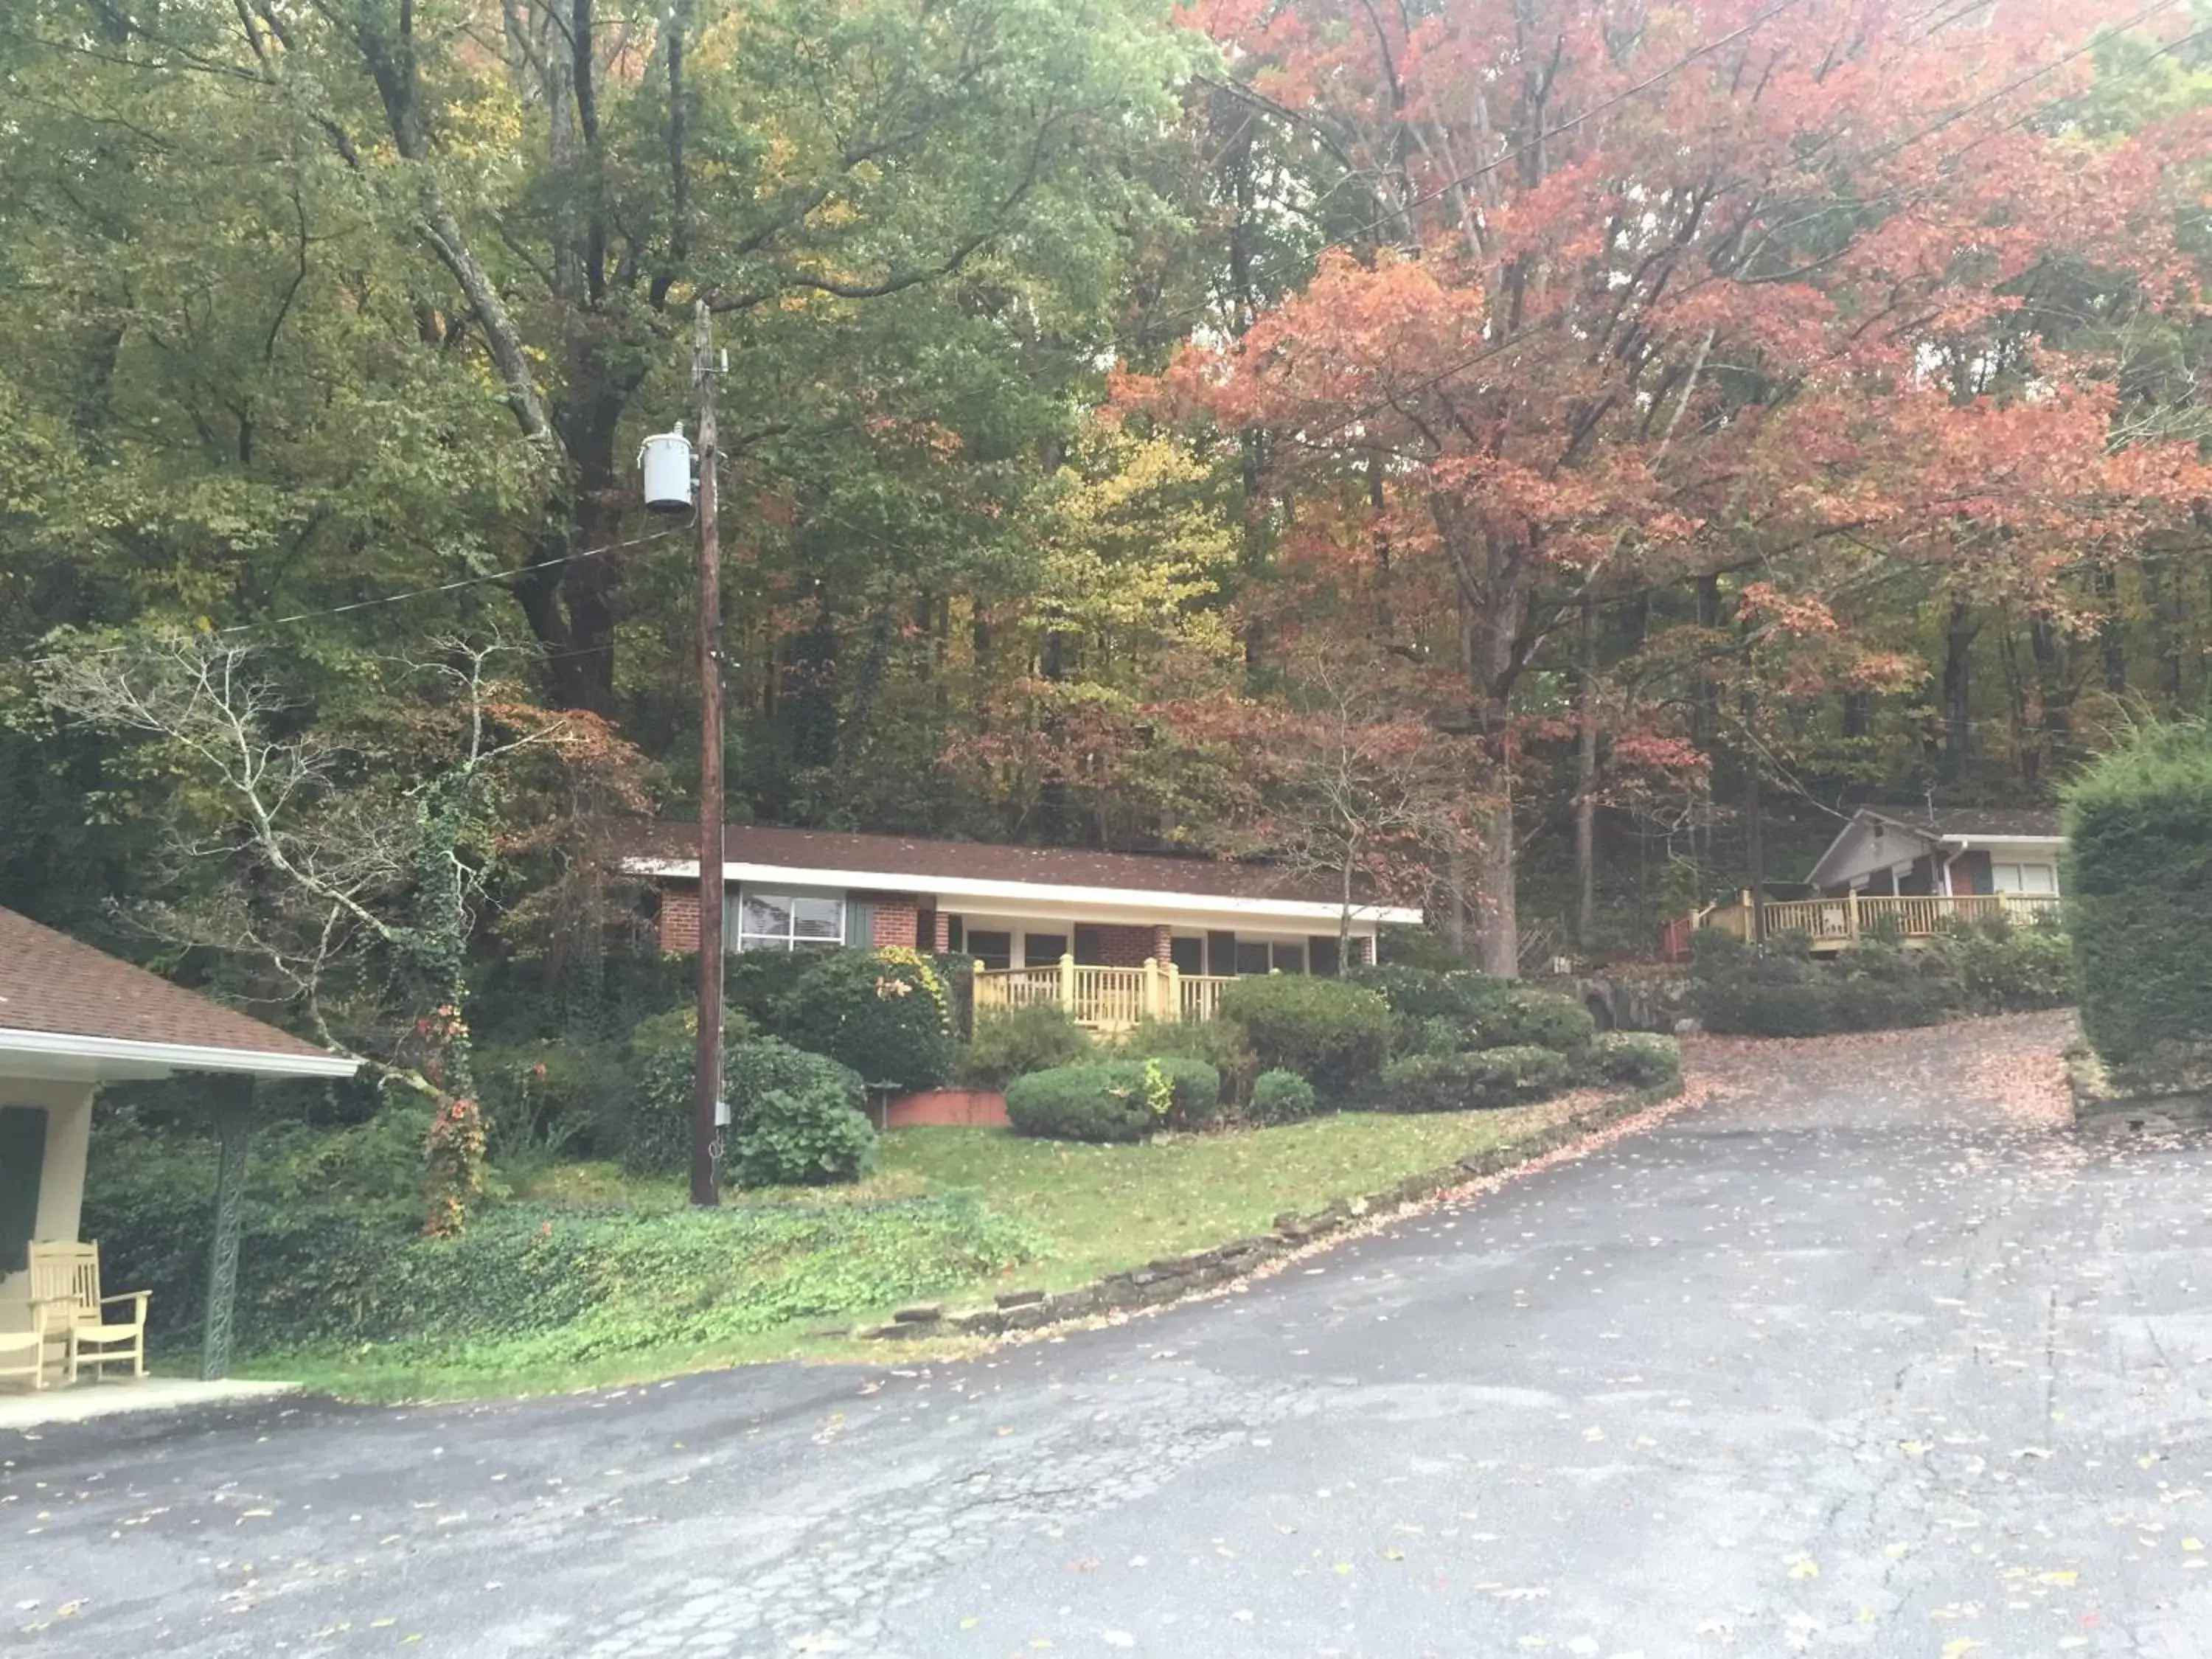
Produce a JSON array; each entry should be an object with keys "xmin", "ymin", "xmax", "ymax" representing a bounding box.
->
[{"xmin": 624, "ymin": 824, "xmax": 1423, "ymax": 1027}]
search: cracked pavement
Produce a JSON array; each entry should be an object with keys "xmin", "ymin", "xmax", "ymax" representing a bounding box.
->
[{"xmin": 10, "ymin": 1011, "xmax": 2212, "ymax": 1655}]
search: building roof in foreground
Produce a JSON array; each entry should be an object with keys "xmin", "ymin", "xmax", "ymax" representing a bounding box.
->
[{"xmin": 0, "ymin": 905, "xmax": 356, "ymax": 1079}]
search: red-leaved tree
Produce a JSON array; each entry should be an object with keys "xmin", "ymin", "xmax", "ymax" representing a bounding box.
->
[{"xmin": 1132, "ymin": 0, "xmax": 2211, "ymax": 972}]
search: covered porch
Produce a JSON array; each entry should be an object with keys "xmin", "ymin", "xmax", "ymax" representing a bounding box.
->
[
  {"xmin": 1694, "ymin": 891, "xmax": 2064, "ymax": 953},
  {"xmin": 1, "ymin": 905, "xmax": 357, "ymax": 1394},
  {"xmin": 944, "ymin": 908, "xmax": 1382, "ymax": 1033}
]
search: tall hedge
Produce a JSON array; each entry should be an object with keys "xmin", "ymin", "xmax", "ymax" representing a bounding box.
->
[{"xmin": 2065, "ymin": 721, "xmax": 2212, "ymax": 1074}]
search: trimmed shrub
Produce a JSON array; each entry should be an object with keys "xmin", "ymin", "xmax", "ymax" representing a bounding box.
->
[
  {"xmin": 625, "ymin": 1036, "xmax": 862, "ymax": 1178},
  {"xmin": 1379, "ymin": 1045, "xmax": 1573, "ymax": 1113},
  {"xmin": 1346, "ymin": 964, "xmax": 1503, "ymax": 1022},
  {"xmin": 1469, "ymin": 985, "xmax": 1597, "ymax": 1056},
  {"xmin": 783, "ymin": 948, "xmax": 955, "ymax": 1091},
  {"xmin": 2067, "ymin": 721, "xmax": 2212, "ymax": 1079},
  {"xmin": 726, "ymin": 1038, "xmax": 866, "ymax": 1126},
  {"xmin": 722, "ymin": 950, "xmax": 826, "ymax": 1033},
  {"xmin": 623, "ymin": 1043, "xmax": 706, "ymax": 1176},
  {"xmin": 728, "ymin": 1085, "xmax": 877, "ymax": 1188},
  {"xmin": 1248, "ymin": 1068, "xmax": 1321, "ymax": 1125},
  {"xmin": 1148, "ymin": 1055, "xmax": 1225, "ymax": 1129},
  {"xmin": 1216, "ymin": 976, "xmax": 1391, "ymax": 1102},
  {"xmin": 1105, "ymin": 1017, "xmax": 1258, "ymax": 1103},
  {"xmin": 1001, "ymin": 1056, "xmax": 1220, "ymax": 1141},
  {"xmin": 1004, "ymin": 1062, "xmax": 1154, "ymax": 1143},
  {"xmin": 1585, "ymin": 1032, "xmax": 1681, "ymax": 1089},
  {"xmin": 1691, "ymin": 920, "xmax": 2063, "ymax": 1037},
  {"xmin": 1934, "ymin": 917, "xmax": 2072, "ymax": 1014},
  {"xmin": 956, "ymin": 1003, "xmax": 1091, "ymax": 1090}
]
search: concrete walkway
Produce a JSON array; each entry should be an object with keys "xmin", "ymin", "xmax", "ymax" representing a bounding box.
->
[
  {"xmin": 0, "ymin": 1375, "xmax": 296, "ymax": 1431},
  {"xmin": 8, "ymin": 1011, "xmax": 2212, "ymax": 1656}
]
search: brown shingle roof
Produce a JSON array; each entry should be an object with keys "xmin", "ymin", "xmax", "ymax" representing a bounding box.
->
[
  {"xmin": 1865, "ymin": 807, "xmax": 2063, "ymax": 841},
  {"xmin": 0, "ymin": 906, "xmax": 338, "ymax": 1061},
  {"xmin": 632, "ymin": 822, "xmax": 1371, "ymax": 907}
]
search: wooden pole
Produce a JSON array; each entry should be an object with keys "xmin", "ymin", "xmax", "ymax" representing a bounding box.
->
[
  {"xmin": 1060, "ymin": 952, "xmax": 1077, "ymax": 1020},
  {"xmin": 691, "ymin": 299, "xmax": 723, "ymax": 1209}
]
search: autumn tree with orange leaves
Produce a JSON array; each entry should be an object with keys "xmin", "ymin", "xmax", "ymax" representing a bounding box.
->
[{"xmin": 1133, "ymin": 0, "xmax": 2211, "ymax": 972}]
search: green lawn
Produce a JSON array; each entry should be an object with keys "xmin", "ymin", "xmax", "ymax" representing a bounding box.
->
[
  {"xmin": 876, "ymin": 1102, "xmax": 1577, "ymax": 1288},
  {"xmin": 246, "ymin": 1099, "xmax": 1593, "ymax": 1402}
]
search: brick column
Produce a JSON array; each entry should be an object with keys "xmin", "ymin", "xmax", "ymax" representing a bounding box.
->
[
  {"xmin": 658, "ymin": 885, "xmax": 701, "ymax": 953},
  {"xmin": 1152, "ymin": 923, "xmax": 1173, "ymax": 965}
]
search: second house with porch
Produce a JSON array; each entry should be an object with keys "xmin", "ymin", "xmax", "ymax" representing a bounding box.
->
[
  {"xmin": 1694, "ymin": 806, "xmax": 2065, "ymax": 953},
  {"xmin": 625, "ymin": 824, "xmax": 1423, "ymax": 1029}
]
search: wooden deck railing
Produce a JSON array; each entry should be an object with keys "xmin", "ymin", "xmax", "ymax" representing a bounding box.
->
[
  {"xmin": 972, "ymin": 956, "xmax": 1239, "ymax": 1032},
  {"xmin": 1691, "ymin": 891, "xmax": 2062, "ymax": 951}
]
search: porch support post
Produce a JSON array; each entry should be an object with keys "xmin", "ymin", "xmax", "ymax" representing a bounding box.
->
[
  {"xmin": 1142, "ymin": 956, "xmax": 1161, "ymax": 1022},
  {"xmin": 1166, "ymin": 961, "xmax": 1182, "ymax": 1022},
  {"xmin": 201, "ymin": 1083, "xmax": 255, "ymax": 1382},
  {"xmin": 1059, "ymin": 953, "xmax": 1077, "ymax": 1018},
  {"xmin": 1847, "ymin": 886, "xmax": 1860, "ymax": 940}
]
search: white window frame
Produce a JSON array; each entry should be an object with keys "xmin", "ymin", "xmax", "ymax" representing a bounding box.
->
[
  {"xmin": 1990, "ymin": 862, "xmax": 2056, "ymax": 896},
  {"xmin": 727, "ymin": 886, "xmax": 846, "ymax": 952}
]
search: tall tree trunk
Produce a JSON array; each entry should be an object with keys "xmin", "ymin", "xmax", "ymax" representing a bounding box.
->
[
  {"xmin": 1573, "ymin": 591, "xmax": 1598, "ymax": 950},
  {"xmin": 2029, "ymin": 609, "xmax": 2071, "ymax": 777},
  {"xmin": 2097, "ymin": 566, "xmax": 2126, "ymax": 695},
  {"xmin": 1691, "ymin": 574, "xmax": 1720, "ymax": 754},
  {"xmin": 1941, "ymin": 598, "xmax": 1975, "ymax": 779},
  {"xmin": 1472, "ymin": 781, "xmax": 1517, "ymax": 977}
]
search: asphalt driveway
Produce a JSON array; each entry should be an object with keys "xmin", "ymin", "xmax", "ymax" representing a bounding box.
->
[{"xmin": 10, "ymin": 1011, "xmax": 2212, "ymax": 1658}]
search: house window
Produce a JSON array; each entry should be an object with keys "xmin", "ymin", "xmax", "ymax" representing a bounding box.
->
[
  {"xmin": 1024, "ymin": 932, "xmax": 1068, "ymax": 967},
  {"xmin": 967, "ymin": 929, "xmax": 1012, "ymax": 971},
  {"xmin": 731, "ymin": 891, "xmax": 845, "ymax": 952},
  {"xmin": 1169, "ymin": 936, "xmax": 1204, "ymax": 975},
  {"xmin": 1074, "ymin": 927, "xmax": 1105, "ymax": 967},
  {"xmin": 1271, "ymin": 942, "xmax": 1307, "ymax": 975},
  {"xmin": 1992, "ymin": 862, "xmax": 2057, "ymax": 895},
  {"xmin": 1234, "ymin": 940, "xmax": 1272, "ymax": 975}
]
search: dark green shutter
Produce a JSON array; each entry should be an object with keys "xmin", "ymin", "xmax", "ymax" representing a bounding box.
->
[{"xmin": 0, "ymin": 1106, "xmax": 47, "ymax": 1274}]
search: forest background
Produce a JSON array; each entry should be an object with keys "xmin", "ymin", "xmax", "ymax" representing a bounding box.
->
[{"xmin": 4, "ymin": 0, "xmax": 2209, "ymax": 1037}]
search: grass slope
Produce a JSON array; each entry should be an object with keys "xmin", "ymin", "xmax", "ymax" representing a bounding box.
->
[{"xmin": 241, "ymin": 1100, "xmax": 1587, "ymax": 1402}]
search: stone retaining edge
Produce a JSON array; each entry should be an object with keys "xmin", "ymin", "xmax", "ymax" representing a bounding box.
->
[{"xmin": 860, "ymin": 1081, "xmax": 1685, "ymax": 1343}]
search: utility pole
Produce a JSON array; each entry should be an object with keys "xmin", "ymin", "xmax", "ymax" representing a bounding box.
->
[{"xmin": 691, "ymin": 299, "xmax": 724, "ymax": 1208}]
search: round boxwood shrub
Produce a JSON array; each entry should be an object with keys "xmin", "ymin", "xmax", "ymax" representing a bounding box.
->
[
  {"xmin": 625, "ymin": 1035, "xmax": 864, "ymax": 1177},
  {"xmin": 782, "ymin": 947, "xmax": 954, "ymax": 1091},
  {"xmin": 1379, "ymin": 1045, "xmax": 1573, "ymax": 1112},
  {"xmin": 1585, "ymin": 1032, "xmax": 1681, "ymax": 1090},
  {"xmin": 726, "ymin": 1037, "xmax": 865, "ymax": 1127},
  {"xmin": 1248, "ymin": 1068, "xmax": 1321, "ymax": 1125},
  {"xmin": 1469, "ymin": 986, "xmax": 1597, "ymax": 1056},
  {"xmin": 956, "ymin": 1003, "xmax": 1091, "ymax": 1091},
  {"xmin": 1215, "ymin": 976, "xmax": 1391, "ymax": 1102},
  {"xmin": 1148, "ymin": 1055, "xmax": 1225, "ymax": 1129},
  {"xmin": 1002, "ymin": 1056, "xmax": 1220, "ymax": 1141},
  {"xmin": 1004, "ymin": 1062, "xmax": 1154, "ymax": 1143},
  {"xmin": 729, "ymin": 1083, "xmax": 877, "ymax": 1188}
]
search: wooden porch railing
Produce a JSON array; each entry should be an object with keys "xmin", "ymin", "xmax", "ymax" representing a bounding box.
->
[
  {"xmin": 972, "ymin": 956, "xmax": 1238, "ymax": 1032},
  {"xmin": 1688, "ymin": 891, "xmax": 2061, "ymax": 951}
]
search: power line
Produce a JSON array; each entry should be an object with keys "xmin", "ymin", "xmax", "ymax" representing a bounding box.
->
[{"xmin": 210, "ymin": 524, "xmax": 689, "ymax": 636}]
